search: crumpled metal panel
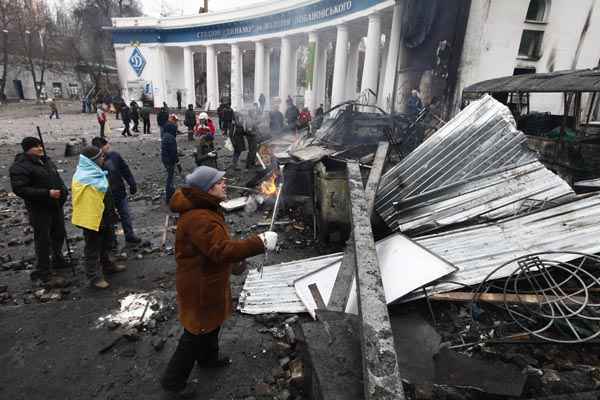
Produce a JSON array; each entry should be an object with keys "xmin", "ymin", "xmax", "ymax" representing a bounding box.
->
[
  {"xmin": 238, "ymin": 194, "xmax": 600, "ymax": 314},
  {"xmin": 238, "ymin": 253, "xmax": 342, "ymax": 315},
  {"xmin": 375, "ymin": 95, "xmax": 555, "ymax": 232},
  {"xmin": 391, "ymin": 161, "xmax": 574, "ymax": 235},
  {"xmin": 410, "ymin": 194, "xmax": 600, "ymax": 299}
]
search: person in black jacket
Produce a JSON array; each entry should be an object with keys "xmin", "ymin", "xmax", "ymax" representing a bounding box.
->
[
  {"xmin": 157, "ymin": 107, "xmax": 169, "ymax": 136},
  {"xmin": 9, "ymin": 137, "xmax": 69, "ymax": 287},
  {"xmin": 230, "ymin": 112, "xmax": 247, "ymax": 170},
  {"xmin": 92, "ymin": 137, "xmax": 141, "ymax": 244},
  {"xmin": 140, "ymin": 103, "xmax": 152, "ymax": 134},
  {"xmin": 221, "ymin": 103, "xmax": 234, "ymax": 137},
  {"xmin": 285, "ymin": 98, "xmax": 299, "ymax": 132},
  {"xmin": 161, "ymin": 114, "xmax": 180, "ymax": 203},
  {"xmin": 130, "ymin": 100, "xmax": 140, "ymax": 133},
  {"xmin": 269, "ymin": 105, "xmax": 284, "ymax": 135},
  {"xmin": 183, "ymin": 104, "xmax": 196, "ymax": 141},
  {"xmin": 121, "ymin": 104, "xmax": 132, "ymax": 137}
]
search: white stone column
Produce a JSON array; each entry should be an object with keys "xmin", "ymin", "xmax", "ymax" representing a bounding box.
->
[
  {"xmin": 331, "ymin": 24, "xmax": 349, "ymax": 109},
  {"xmin": 345, "ymin": 39, "xmax": 360, "ymax": 101},
  {"xmin": 206, "ymin": 44, "xmax": 218, "ymax": 110},
  {"xmin": 377, "ymin": 40, "xmax": 389, "ymax": 108},
  {"xmin": 214, "ymin": 50, "xmax": 220, "ymax": 105},
  {"xmin": 156, "ymin": 45, "xmax": 169, "ymax": 107},
  {"xmin": 361, "ymin": 13, "xmax": 382, "ymax": 105},
  {"xmin": 254, "ymin": 40, "xmax": 265, "ymax": 104},
  {"xmin": 290, "ymin": 47, "xmax": 298, "ymax": 102},
  {"xmin": 305, "ymin": 31, "xmax": 321, "ymax": 112},
  {"xmin": 380, "ymin": 2, "xmax": 403, "ymax": 112},
  {"xmin": 230, "ymin": 44, "xmax": 242, "ymax": 111},
  {"xmin": 279, "ymin": 37, "xmax": 292, "ymax": 112},
  {"xmin": 240, "ymin": 50, "xmax": 245, "ymax": 108},
  {"xmin": 264, "ymin": 48, "xmax": 271, "ymax": 109},
  {"xmin": 316, "ymin": 41, "xmax": 328, "ymax": 109},
  {"xmin": 183, "ymin": 46, "xmax": 196, "ymax": 108}
]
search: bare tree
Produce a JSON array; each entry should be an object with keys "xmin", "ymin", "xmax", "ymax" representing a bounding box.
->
[
  {"xmin": 65, "ymin": 0, "xmax": 142, "ymax": 97},
  {"xmin": 12, "ymin": 0, "xmax": 57, "ymax": 100},
  {"xmin": 0, "ymin": 0, "xmax": 17, "ymax": 100}
]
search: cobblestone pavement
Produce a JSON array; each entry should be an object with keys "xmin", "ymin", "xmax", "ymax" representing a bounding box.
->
[{"xmin": 0, "ymin": 101, "xmax": 325, "ymax": 400}]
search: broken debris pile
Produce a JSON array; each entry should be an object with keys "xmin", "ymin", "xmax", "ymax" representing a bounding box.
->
[
  {"xmin": 375, "ymin": 94, "xmax": 573, "ymax": 234},
  {"xmin": 239, "ymin": 95, "xmax": 600, "ymax": 398}
]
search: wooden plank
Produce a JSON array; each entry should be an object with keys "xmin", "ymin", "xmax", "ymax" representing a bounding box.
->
[
  {"xmin": 308, "ymin": 283, "xmax": 327, "ymax": 310},
  {"xmin": 327, "ymin": 236, "xmax": 356, "ymax": 311},
  {"xmin": 346, "ymin": 161, "xmax": 405, "ymax": 400},
  {"xmin": 430, "ymin": 292, "xmax": 586, "ymax": 305},
  {"xmin": 328, "ymin": 141, "xmax": 389, "ymax": 312},
  {"xmin": 365, "ymin": 141, "xmax": 390, "ymax": 216}
]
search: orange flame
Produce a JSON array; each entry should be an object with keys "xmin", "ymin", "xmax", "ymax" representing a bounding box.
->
[{"xmin": 260, "ymin": 172, "xmax": 278, "ymax": 197}]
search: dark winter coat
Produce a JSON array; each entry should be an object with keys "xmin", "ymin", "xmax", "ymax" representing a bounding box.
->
[
  {"xmin": 121, "ymin": 105, "xmax": 131, "ymax": 123},
  {"xmin": 104, "ymin": 151, "xmax": 136, "ymax": 201},
  {"xmin": 222, "ymin": 107, "xmax": 234, "ymax": 129},
  {"xmin": 161, "ymin": 125, "xmax": 178, "ymax": 165},
  {"xmin": 169, "ymin": 187, "xmax": 264, "ymax": 334},
  {"xmin": 231, "ymin": 123, "xmax": 247, "ymax": 153},
  {"xmin": 285, "ymin": 104, "xmax": 299, "ymax": 125},
  {"xmin": 9, "ymin": 153, "xmax": 68, "ymax": 211},
  {"xmin": 184, "ymin": 110, "xmax": 196, "ymax": 129},
  {"xmin": 130, "ymin": 102, "xmax": 139, "ymax": 119},
  {"xmin": 157, "ymin": 110, "xmax": 169, "ymax": 127},
  {"xmin": 269, "ymin": 110, "xmax": 284, "ymax": 133},
  {"xmin": 140, "ymin": 106, "xmax": 152, "ymax": 120}
]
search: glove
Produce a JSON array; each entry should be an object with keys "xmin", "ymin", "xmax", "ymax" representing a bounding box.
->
[
  {"xmin": 130, "ymin": 185, "xmax": 137, "ymax": 195},
  {"xmin": 258, "ymin": 231, "xmax": 278, "ymax": 251}
]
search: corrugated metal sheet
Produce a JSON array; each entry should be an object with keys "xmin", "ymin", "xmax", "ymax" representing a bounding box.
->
[
  {"xmin": 375, "ymin": 95, "xmax": 554, "ymax": 231},
  {"xmin": 238, "ymin": 253, "xmax": 342, "ymax": 314},
  {"xmin": 240, "ymin": 194, "xmax": 600, "ymax": 313},
  {"xmin": 410, "ymin": 193, "xmax": 600, "ymax": 299},
  {"xmin": 463, "ymin": 68, "xmax": 600, "ymax": 93},
  {"xmin": 293, "ymin": 234, "xmax": 457, "ymax": 318},
  {"xmin": 390, "ymin": 161, "xmax": 574, "ymax": 234}
]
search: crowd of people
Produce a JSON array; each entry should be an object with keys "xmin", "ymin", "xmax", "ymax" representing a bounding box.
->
[{"xmin": 8, "ymin": 93, "xmax": 348, "ymax": 397}]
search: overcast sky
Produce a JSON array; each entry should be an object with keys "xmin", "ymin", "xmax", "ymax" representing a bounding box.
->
[{"xmin": 141, "ymin": 0, "xmax": 274, "ymax": 17}]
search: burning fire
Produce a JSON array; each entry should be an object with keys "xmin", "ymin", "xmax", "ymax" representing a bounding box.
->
[{"xmin": 260, "ymin": 172, "xmax": 278, "ymax": 197}]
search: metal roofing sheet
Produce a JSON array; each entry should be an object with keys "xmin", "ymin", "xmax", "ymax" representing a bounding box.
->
[
  {"xmin": 375, "ymin": 95, "xmax": 552, "ymax": 232},
  {"xmin": 240, "ymin": 194, "xmax": 600, "ymax": 314},
  {"xmin": 411, "ymin": 193, "xmax": 600, "ymax": 299},
  {"xmin": 294, "ymin": 234, "xmax": 457, "ymax": 318},
  {"xmin": 388, "ymin": 161, "xmax": 574, "ymax": 234},
  {"xmin": 463, "ymin": 68, "xmax": 600, "ymax": 93},
  {"xmin": 238, "ymin": 253, "xmax": 342, "ymax": 314}
]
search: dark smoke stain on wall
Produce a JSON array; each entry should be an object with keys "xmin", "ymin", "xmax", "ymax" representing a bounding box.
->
[{"xmin": 395, "ymin": 0, "xmax": 471, "ymax": 119}]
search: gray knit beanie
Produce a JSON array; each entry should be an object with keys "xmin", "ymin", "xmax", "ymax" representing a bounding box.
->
[{"xmin": 185, "ymin": 166, "xmax": 225, "ymax": 192}]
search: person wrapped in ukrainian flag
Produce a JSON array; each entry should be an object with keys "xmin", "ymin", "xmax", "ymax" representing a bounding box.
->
[{"xmin": 71, "ymin": 146, "xmax": 126, "ymax": 289}]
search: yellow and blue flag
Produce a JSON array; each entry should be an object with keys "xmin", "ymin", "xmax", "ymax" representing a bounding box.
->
[{"xmin": 71, "ymin": 155, "xmax": 108, "ymax": 232}]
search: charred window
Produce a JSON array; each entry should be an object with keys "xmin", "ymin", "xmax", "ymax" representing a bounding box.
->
[
  {"xmin": 518, "ymin": 30, "xmax": 544, "ymax": 59},
  {"xmin": 526, "ymin": 0, "xmax": 547, "ymax": 22}
]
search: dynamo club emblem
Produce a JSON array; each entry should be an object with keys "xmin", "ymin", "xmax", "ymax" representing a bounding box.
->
[{"xmin": 129, "ymin": 47, "xmax": 146, "ymax": 77}]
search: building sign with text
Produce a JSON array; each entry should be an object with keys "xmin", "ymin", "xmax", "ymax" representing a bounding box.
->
[{"xmin": 112, "ymin": 0, "xmax": 387, "ymax": 44}]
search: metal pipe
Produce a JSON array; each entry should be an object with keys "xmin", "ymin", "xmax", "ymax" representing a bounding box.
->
[
  {"xmin": 269, "ymin": 183, "xmax": 283, "ymax": 231},
  {"xmin": 228, "ymin": 184, "xmax": 259, "ymax": 192}
]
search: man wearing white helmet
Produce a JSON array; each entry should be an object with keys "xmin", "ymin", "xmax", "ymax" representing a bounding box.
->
[
  {"xmin": 194, "ymin": 112, "xmax": 217, "ymax": 168},
  {"xmin": 193, "ymin": 112, "xmax": 216, "ymax": 138}
]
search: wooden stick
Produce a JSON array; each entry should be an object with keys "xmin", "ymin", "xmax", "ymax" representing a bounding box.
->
[
  {"xmin": 160, "ymin": 215, "xmax": 170, "ymax": 250},
  {"xmin": 430, "ymin": 291, "xmax": 586, "ymax": 305}
]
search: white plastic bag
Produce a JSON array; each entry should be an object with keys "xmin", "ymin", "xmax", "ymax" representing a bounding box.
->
[{"xmin": 224, "ymin": 137, "xmax": 234, "ymax": 152}]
